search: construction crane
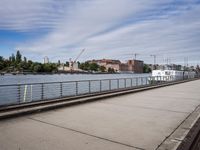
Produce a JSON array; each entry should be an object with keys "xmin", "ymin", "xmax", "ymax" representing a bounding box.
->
[
  {"xmin": 124, "ymin": 53, "xmax": 139, "ymax": 60},
  {"xmin": 69, "ymin": 49, "xmax": 85, "ymax": 71},
  {"xmin": 133, "ymin": 53, "xmax": 139, "ymax": 60},
  {"xmin": 150, "ymin": 54, "xmax": 157, "ymax": 70}
]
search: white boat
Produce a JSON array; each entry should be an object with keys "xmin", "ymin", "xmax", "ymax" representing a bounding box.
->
[{"xmin": 150, "ymin": 70, "xmax": 196, "ymax": 82}]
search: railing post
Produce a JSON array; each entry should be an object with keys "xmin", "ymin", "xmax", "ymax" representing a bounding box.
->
[
  {"xmin": 117, "ymin": 79, "xmax": 119, "ymax": 89},
  {"xmin": 60, "ymin": 82, "xmax": 63, "ymax": 97},
  {"xmin": 18, "ymin": 84, "xmax": 21, "ymax": 103},
  {"xmin": 76, "ymin": 81, "xmax": 78, "ymax": 95},
  {"xmin": 136, "ymin": 78, "xmax": 138, "ymax": 86},
  {"xmin": 30, "ymin": 85, "xmax": 33, "ymax": 102},
  {"xmin": 41, "ymin": 83, "xmax": 44, "ymax": 100},
  {"xmin": 131, "ymin": 78, "xmax": 133, "ymax": 87},
  {"xmin": 141, "ymin": 77, "xmax": 143, "ymax": 86},
  {"xmin": 124, "ymin": 78, "xmax": 126, "ymax": 88},
  {"xmin": 89, "ymin": 81, "xmax": 91, "ymax": 93},
  {"xmin": 23, "ymin": 85, "xmax": 28, "ymax": 103},
  {"xmin": 100, "ymin": 80, "xmax": 102, "ymax": 92},
  {"xmin": 157, "ymin": 76, "xmax": 159, "ymax": 84},
  {"xmin": 146, "ymin": 77, "xmax": 148, "ymax": 85},
  {"xmin": 109, "ymin": 79, "xmax": 111, "ymax": 90}
]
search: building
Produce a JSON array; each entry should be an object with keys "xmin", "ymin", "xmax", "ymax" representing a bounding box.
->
[
  {"xmin": 43, "ymin": 56, "xmax": 49, "ymax": 64},
  {"xmin": 87, "ymin": 59, "xmax": 144, "ymax": 73},
  {"xmin": 119, "ymin": 63, "xmax": 129, "ymax": 72},
  {"xmin": 120, "ymin": 60, "xmax": 144, "ymax": 73},
  {"xmin": 72, "ymin": 62, "xmax": 79, "ymax": 70},
  {"xmin": 58, "ymin": 63, "xmax": 82, "ymax": 72},
  {"xmin": 88, "ymin": 59, "xmax": 121, "ymax": 72},
  {"xmin": 58, "ymin": 64, "xmax": 70, "ymax": 71}
]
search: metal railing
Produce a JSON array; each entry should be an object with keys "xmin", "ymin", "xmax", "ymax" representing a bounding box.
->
[{"xmin": 0, "ymin": 74, "xmax": 199, "ymax": 107}]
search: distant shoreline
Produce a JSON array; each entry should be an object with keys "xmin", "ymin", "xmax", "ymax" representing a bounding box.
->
[
  {"xmin": 0, "ymin": 72, "xmax": 117, "ymax": 75},
  {"xmin": 0, "ymin": 72, "xmax": 145, "ymax": 76}
]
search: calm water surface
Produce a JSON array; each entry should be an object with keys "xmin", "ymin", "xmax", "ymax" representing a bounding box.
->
[{"xmin": 0, "ymin": 73, "xmax": 150, "ymax": 85}]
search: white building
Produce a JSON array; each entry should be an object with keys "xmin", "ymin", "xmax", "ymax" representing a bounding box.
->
[
  {"xmin": 44, "ymin": 56, "xmax": 49, "ymax": 64},
  {"xmin": 58, "ymin": 65, "xmax": 71, "ymax": 71}
]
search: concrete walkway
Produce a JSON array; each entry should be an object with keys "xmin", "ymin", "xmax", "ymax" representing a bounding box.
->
[{"xmin": 0, "ymin": 80, "xmax": 200, "ymax": 150}]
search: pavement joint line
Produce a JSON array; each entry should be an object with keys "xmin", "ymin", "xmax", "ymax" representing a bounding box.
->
[
  {"xmin": 140, "ymin": 95, "xmax": 200, "ymax": 101},
  {"xmin": 98, "ymin": 101, "xmax": 189, "ymax": 114},
  {"xmin": 155, "ymin": 104, "xmax": 200, "ymax": 150},
  {"xmin": 27, "ymin": 117, "xmax": 146, "ymax": 150}
]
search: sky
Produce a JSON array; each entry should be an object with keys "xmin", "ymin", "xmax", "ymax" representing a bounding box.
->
[{"xmin": 0, "ymin": 0, "xmax": 200, "ymax": 65}]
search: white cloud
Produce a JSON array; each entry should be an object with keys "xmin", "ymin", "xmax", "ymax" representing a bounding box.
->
[
  {"xmin": 0, "ymin": 0, "xmax": 73, "ymax": 31},
  {"xmin": 0, "ymin": 0, "xmax": 200, "ymax": 65}
]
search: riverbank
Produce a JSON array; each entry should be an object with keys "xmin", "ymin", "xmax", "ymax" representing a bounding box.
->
[{"xmin": 0, "ymin": 71, "xmax": 143, "ymax": 76}]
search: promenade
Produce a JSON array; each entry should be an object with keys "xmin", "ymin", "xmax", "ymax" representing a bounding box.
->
[{"xmin": 0, "ymin": 79, "xmax": 200, "ymax": 150}]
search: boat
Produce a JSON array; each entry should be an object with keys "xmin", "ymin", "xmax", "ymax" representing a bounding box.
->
[{"xmin": 150, "ymin": 70, "xmax": 196, "ymax": 82}]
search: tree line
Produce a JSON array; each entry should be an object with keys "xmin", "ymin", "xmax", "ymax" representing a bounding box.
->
[
  {"xmin": 0, "ymin": 51, "xmax": 57, "ymax": 73},
  {"xmin": 0, "ymin": 51, "xmax": 116, "ymax": 73},
  {"xmin": 0, "ymin": 51, "xmax": 153, "ymax": 73},
  {"xmin": 79, "ymin": 62, "xmax": 115, "ymax": 73}
]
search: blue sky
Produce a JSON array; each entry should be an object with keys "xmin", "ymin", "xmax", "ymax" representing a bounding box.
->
[{"xmin": 0, "ymin": 0, "xmax": 200, "ymax": 65}]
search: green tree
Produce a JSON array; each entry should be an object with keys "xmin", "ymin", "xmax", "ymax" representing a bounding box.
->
[
  {"xmin": 65, "ymin": 61, "xmax": 69, "ymax": 67},
  {"xmin": 108, "ymin": 67, "xmax": 115, "ymax": 73},
  {"xmin": 43, "ymin": 64, "xmax": 52, "ymax": 72},
  {"xmin": 80, "ymin": 62, "xmax": 90, "ymax": 71},
  {"xmin": 0, "ymin": 62, "xmax": 3, "ymax": 70},
  {"xmin": 143, "ymin": 64, "xmax": 151, "ymax": 73},
  {"xmin": 0, "ymin": 56, "xmax": 3, "ymax": 62},
  {"xmin": 24, "ymin": 57, "xmax": 27, "ymax": 63},
  {"xmin": 50, "ymin": 63, "xmax": 58, "ymax": 72},
  {"xmin": 58, "ymin": 60, "xmax": 61, "ymax": 66},
  {"xmin": 26, "ymin": 60, "xmax": 33, "ymax": 71},
  {"xmin": 33, "ymin": 64, "xmax": 42, "ymax": 72},
  {"xmin": 0, "ymin": 56, "xmax": 4, "ymax": 70},
  {"xmin": 89, "ymin": 63, "xmax": 99, "ymax": 71},
  {"xmin": 16, "ymin": 62, "xmax": 23, "ymax": 71},
  {"xmin": 16, "ymin": 50, "xmax": 22, "ymax": 63},
  {"xmin": 11, "ymin": 54, "xmax": 15, "ymax": 63},
  {"xmin": 99, "ymin": 66, "xmax": 106, "ymax": 72}
]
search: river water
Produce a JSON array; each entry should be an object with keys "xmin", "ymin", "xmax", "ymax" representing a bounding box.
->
[{"xmin": 0, "ymin": 73, "xmax": 150, "ymax": 85}]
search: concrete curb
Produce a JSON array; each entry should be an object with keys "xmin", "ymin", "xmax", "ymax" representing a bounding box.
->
[
  {"xmin": 0, "ymin": 78, "xmax": 199, "ymax": 120},
  {"xmin": 157, "ymin": 105, "xmax": 200, "ymax": 150}
]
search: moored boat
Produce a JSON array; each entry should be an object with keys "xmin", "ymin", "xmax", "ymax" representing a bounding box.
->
[{"xmin": 150, "ymin": 70, "xmax": 196, "ymax": 82}]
